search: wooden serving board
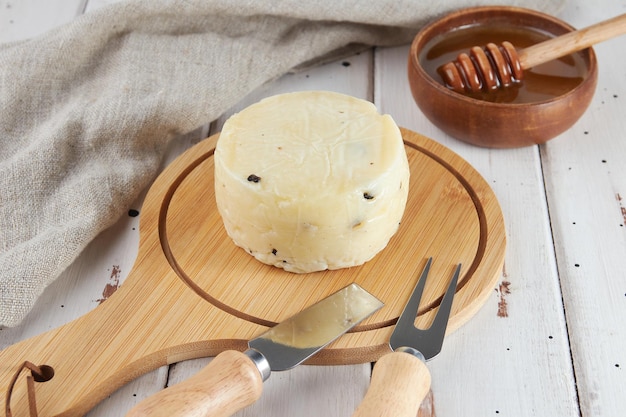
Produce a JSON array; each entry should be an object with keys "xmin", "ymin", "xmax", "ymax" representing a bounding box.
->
[{"xmin": 0, "ymin": 128, "xmax": 505, "ymax": 416}]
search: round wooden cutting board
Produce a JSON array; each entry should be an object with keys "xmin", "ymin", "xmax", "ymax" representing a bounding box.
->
[
  {"xmin": 0, "ymin": 128, "xmax": 505, "ymax": 417},
  {"xmin": 163, "ymin": 128, "xmax": 506, "ymax": 343}
]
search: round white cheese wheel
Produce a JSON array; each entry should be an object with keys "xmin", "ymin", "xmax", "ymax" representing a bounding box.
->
[{"xmin": 214, "ymin": 91, "xmax": 409, "ymax": 273}]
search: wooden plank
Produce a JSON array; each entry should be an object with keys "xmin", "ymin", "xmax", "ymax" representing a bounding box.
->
[
  {"xmin": 541, "ymin": 3, "xmax": 626, "ymax": 416},
  {"xmin": 168, "ymin": 358, "xmax": 373, "ymax": 417},
  {"xmin": 375, "ymin": 44, "xmax": 579, "ymax": 415},
  {"xmin": 0, "ymin": 0, "xmax": 86, "ymax": 42}
]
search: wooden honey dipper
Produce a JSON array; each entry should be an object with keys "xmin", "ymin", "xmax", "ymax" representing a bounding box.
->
[{"xmin": 438, "ymin": 13, "xmax": 626, "ymax": 93}]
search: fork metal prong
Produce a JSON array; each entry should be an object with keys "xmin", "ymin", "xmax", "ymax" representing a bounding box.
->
[
  {"xmin": 425, "ymin": 263, "xmax": 461, "ymax": 348},
  {"xmin": 389, "ymin": 259, "xmax": 461, "ymax": 360}
]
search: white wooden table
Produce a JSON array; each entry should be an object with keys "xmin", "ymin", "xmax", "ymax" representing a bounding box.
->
[{"xmin": 1, "ymin": 1, "xmax": 625, "ymax": 416}]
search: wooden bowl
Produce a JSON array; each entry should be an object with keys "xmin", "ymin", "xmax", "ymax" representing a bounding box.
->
[{"xmin": 408, "ymin": 6, "xmax": 598, "ymax": 148}]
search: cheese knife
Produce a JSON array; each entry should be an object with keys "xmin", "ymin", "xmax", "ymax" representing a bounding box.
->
[
  {"xmin": 352, "ymin": 258, "xmax": 461, "ymax": 417},
  {"xmin": 126, "ymin": 283, "xmax": 383, "ymax": 417}
]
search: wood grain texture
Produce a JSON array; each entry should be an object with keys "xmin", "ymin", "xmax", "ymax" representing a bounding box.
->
[
  {"xmin": 0, "ymin": 128, "xmax": 504, "ymax": 416},
  {"xmin": 166, "ymin": 357, "xmax": 377, "ymax": 417},
  {"xmin": 540, "ymin": 6, "xmax": 626, "ymax": 416},
  {"xmin": 519, "ymin": 13, "xmax": 626, "ymax": 69},
  {"xmin": 352, "ymin": 352, "xmax": 431, "ymax": 417},
  {"xmin": 126, "ymin": 350, "xmax": 263, "ymax": 417}
]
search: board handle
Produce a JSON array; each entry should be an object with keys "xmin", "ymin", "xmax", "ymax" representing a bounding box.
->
[
  {"xmin": 0, "ymin": 263, "xmax": 248, "ymax": 417},
  {"xmin": 352, "ymin": 351, "xmax": 431, "ymax": 417},
  {"xmin": 126, "ymin": 350, "xmax": 263, "ymax": 417}
]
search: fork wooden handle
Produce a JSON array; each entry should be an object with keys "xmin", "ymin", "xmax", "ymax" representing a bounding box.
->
[{"xmin": 352, "ymin": 351, "xmax": 431, "ymax": 417}]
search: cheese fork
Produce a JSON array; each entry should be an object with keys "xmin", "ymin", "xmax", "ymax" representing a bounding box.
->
[{"xmin": 352, "ymin": 257, "xmax": 461, "ymax": 417}]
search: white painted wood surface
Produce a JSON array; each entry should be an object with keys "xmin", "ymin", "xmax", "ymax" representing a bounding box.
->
[{"xmin": 1, "ymin": 1, "xmax": 625, "ymax": 416}]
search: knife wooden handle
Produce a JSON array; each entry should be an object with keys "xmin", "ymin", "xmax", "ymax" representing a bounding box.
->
[
  {"xmin": 126, "ymin": 350, "xmax": 263, "ymax": 417},
  {"xmin": 352, "ymin": 351, "xmax": 431, "ymax": 417}
]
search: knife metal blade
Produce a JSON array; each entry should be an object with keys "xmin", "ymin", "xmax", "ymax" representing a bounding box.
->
[
  {"xmin": 127, "ymin": 283, "xmax": 383, "ymax": 417},
  {"xmin": 248, "ymin": 282, "xmax": 384, "ymax": 376}
]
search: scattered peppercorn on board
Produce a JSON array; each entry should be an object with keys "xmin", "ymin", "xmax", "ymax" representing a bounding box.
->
[{"xmin": 0, "ymin": 128, "xmax": 505, "ymax": 417}]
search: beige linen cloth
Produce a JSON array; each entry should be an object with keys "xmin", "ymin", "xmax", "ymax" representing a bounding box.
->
[{"xmin": 0, "ymin": 0, "xmax": 564, "ymax": 327}]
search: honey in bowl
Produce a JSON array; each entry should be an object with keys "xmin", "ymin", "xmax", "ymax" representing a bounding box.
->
[{"xmin": 419, "ymin": 24, "xmax": 588, "ymax": 103}]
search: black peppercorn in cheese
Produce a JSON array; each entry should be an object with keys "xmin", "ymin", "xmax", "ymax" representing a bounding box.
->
[{"xmin": 214, "ymin": 91, "xmax": 410, "ymax": 273}]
